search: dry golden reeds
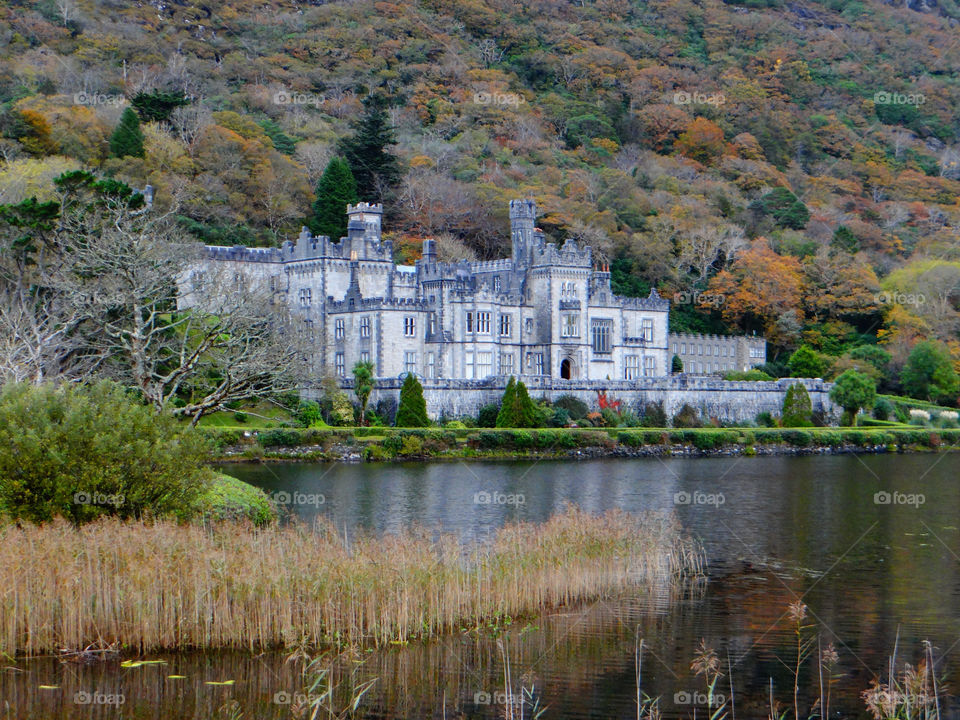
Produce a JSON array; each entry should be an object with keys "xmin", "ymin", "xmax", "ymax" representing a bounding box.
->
[{"xmin": 0, "ymin": 506, "xmax": 702, "ymax": 656}]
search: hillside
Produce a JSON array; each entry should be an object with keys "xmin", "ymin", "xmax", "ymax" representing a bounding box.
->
[{"xmin": 1, "ymin": 0, "xmax": 960, "ymax": 392}]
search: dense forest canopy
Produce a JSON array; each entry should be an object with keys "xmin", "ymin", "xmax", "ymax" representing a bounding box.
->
[{"xmin": 2, "ymin": 0, "xmax": 960, "ymax": 395}]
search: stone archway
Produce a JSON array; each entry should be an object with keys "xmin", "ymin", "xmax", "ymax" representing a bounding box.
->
[{"xmin": 560, "ymin": 358, "xmax": 572, "ymax": 379}]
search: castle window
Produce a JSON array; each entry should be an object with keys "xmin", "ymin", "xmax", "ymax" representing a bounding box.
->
[
  {"xmin": 404, "ymin": 351, "xmax": 417, "ymax": 375},
  {"xmin": 476, "ymin": 352, "xmax": 493, "ymax": 378},
  {"xmin": 494, "ymin": 276, "xmax": 501, "ymax": 292},
  {"xmin": 591, "ymin": 319, "xmax": 612, "ymax": 354},
  {"xmin": 525, "ymin": 318, "xmax": 533, "ymax": 335},
  {"xmin": 561, "ymin": 313, "xmax": 579, "ymax": 338},
  {"xmin": 672, "ymin": 343, "xmax": 678, "ymax": 354},
  {"xmin": 335, "ymin": 352, "xmax": 345, "ymax": 376},
  {"xmin": 465, "ymin": 311, "xmax": 473, "ymax": 333},
  {"xmin": 427, "ymin": 353, "xmax": 435, "ymax": 378},
  {"xmin": 360, "ymin": 351, "xmax": 370, "ymax": 365},
  {"xmin": 644, "ymin": 356, "xmax": 656, "ymax": 377},
  {"xmin": 624, "ymin": 355, "xmax": 640, "ymax": 380},
  {"xmin": 750, "ymin": 346, "xmax": 764, "ymax": 358},
  {"xmin": 535, "ymin": 353, "xmax": 545, "ymax": 375},
  {"xmin": 681, "ymin": 343, "xmax": 686, "ymax": 354},
  {"xmin": 429, "ymin": 313, "xmax": 437, "ymax": 335},
  {"xmin": 499, "ymin": 314, "xmax": 511, "ymax": 337},
  {"xmin": 499, "ymin": 352, "xmax": 514, "ymax": 376},
  {"xmin": 714, "ymin": 345, "xmax": 720, "ymax": 356},
  {"xmin": 477, "ymin": 312, "xmax": 491, "ymax": 334},
  {"xmin": 404, "ymin": 316, "xmax": 416, "ymax": 337},
  {"xmin": 360, "ymin": 316, "xmax": 370, "ymax": 338},
  {"xmin": 465, "ymin": 351, "xmax": 474, "ymax": 378},
  {"xmin": 698, "ymin": 344, "xmax": 703, "ymax": 355},
  {"xmin": 335, "ymin": 318, "xmax": 344, "ymax": 340},
  {"xmin": 640, "ymin": 318, "xmax": 653, "ymax": 342},
  {"xmin": 299, "ymin": 288, "xmax": 312, "ymax": 307}
]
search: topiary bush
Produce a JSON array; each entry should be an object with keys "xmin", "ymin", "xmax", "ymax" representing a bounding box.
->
[
  {"xmin": 672, "ymin": 404, "xmax": 702, "ymax": 428},
  {"xmin": 0, "ymin": 381, "xmax": 211, "ymax": 524},
  {"xmin": 553, "ymin": 394, "xmax": 589, "ymax": 420}
]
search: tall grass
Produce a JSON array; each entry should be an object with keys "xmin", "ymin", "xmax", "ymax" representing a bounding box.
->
[{"xmin": 0, "ymin": 506, "xmax": 702, "ymax": 656}]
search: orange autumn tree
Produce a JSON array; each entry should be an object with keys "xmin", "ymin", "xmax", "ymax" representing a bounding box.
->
[
  {"xmin": 675, "ymin": 117, "xmax": 726, "ymax": 165},
  {"xmin": 704, "ymin": 238, "xmax": 804, "ymax": 345}
]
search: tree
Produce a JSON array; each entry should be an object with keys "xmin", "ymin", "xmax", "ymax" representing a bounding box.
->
[
  {"xmin": 352, "ymin": 360, "xmax": 375, "ymax": 425},
  {"xmin": 901, "ymin": 340, "xmax": 960, "ymax": 405},
  {"xmin": 110, "ymin": 108, "xmax": 145, "ymax": 158},
  {"xmin": 830, "ymin": 370, "xmax": 876, "ymax": 426},
  {"xmin": 781, "ymin": 382, "xmax": 813, "ymax": 427},
  {"xmin": 0, "ymin": 381, "xmax": 210, "ymax": 524},
  {"xmin": 831, "ymin": 226, "xmax": 859, "ymax": 254},
  {"xmin": 751, "ymin": 188, "xmax": 809, "ymax": 230},
  {"xmin": 788, "ymin": 345, "xmax": 827, "ymax": 378},
  {"xmin": 675, "ymin": 117, "xmax": 726, "ymax": 165},
  {"xmin": 312, "ymin": 157, "xmax": 358, "ymax": 240},
  {"xmin": 338, "ymin": 94, "xmax": 402, "ymax": 201},
  {"xmin": 395, "ymin": 372, "xmax": 429, "ymax": 427},
  {"xmin": 496, "ymin": 377, "xmax": 540, "ymax": 427},
  {"xmin": 130, "ymin": 90, "xmax": 191, "ymax": 123},
  {"xmin": 672, "ymin": 354, "xmax": 684, "ymax": 373}
]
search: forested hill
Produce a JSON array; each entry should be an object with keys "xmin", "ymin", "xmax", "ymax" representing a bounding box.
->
[{"xmin": 2, "ymin": 0, "xmax": 960, "ymax": 382}]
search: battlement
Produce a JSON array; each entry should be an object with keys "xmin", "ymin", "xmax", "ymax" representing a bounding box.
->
[
  {"xmin": 347, "ymin": 202, "xmax": 383, "ymax": 215},
  {"xmin": 205, "ymin": 245, "xmax": 284, "ymax": 263}
]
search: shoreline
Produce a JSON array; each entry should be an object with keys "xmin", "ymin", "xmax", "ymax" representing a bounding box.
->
[{"xmin": 205, "ymin": 426, "xmax": 960, "ymax": 464}]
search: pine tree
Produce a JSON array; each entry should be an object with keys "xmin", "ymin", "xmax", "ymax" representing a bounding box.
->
[
  {"xmin": 311, "ymin": 158, "xmax": 358, "ymax": 240},
  {"xmin": 781, "ymin": 382, "xmax": 813, "ymax": 427},
  {"xmin": 338, "ymin": 94, "xmax": 402, "ymax": 201},
  {"xmin": 496, "ymin": 377, "xmax": 518, "ymax": 427},
  {"xmin": 496, "ymin": 377, "xmax": 540, "ymax": 427},
  {"xmin": 395, "ymin": 373, "xmax": 429, "ymax": 427},
  {"xmin": 110, "ymin": 107, "xmax": 145, "ymax": 158},
  {"xmin": 671, "ymin": 355, "xmax": 683, "ymax": 373}
]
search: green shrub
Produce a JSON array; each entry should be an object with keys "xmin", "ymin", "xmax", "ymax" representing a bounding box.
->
[
  {"xmin": 781, "ymin": 383, "xmax": 813, "ymax": 427},
  {"xmin": 639, "ymin": 401, "xmax": 668, "ymax": 427},
  {"xmin": 259, "ymin": 428, "xmax": 302, "ymax": 447},
  {"xmin": 0, "ymin": 382, "xmax": 211, "ymax": 524},
  {"xmin": 872, "ymin": 397, "xmax": 893, "ymax": 421},
  {"xmin": 363, "ymin": 444, "xmax": 391, "ymax": 461},
  {"xmin": 445, "ymin": 420, "xmax": 467, "ymax": 429},
  {"xmin": 672, "ymin": 404, "xmax": 702, "ymax": 428},
  {"xmin": 395, "ymin": 374, "xmax": 430, "ymax": 427},
  {"xmin": 782, "ymin": 429, "xmax": 811, "ymax": 447},
  {"xmin": 755, "ymin": 411, "xmax": 776, "ymax": 427},
  {"xmin": 477, "ymin": 403, "xmax": 500, "ymax": 427},
  {"xmin": 398, "ymin": 435, "xmax": 424, "ymax": 456},
  {"xmin": 195, "ymin": 473, "xmax": 276, "ymax": 525},
  {"xmin": 232, "ymin": 411, "xmax": 248, "ymax": 424},
  {"xmin": 724, "ymin": 369, "xmax": 775, "ymax": 381},
  {"xmin": 554, "ymin": 394, "xmax": 589, "ymax": 420}
]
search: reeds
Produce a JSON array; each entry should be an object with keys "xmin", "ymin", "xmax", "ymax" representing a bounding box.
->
[{"xmin": 0, "ymin": 506, "xmax": 702, "ymax": 656}]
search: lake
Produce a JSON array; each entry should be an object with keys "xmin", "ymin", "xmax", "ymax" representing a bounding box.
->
[{"xmin": 4, "ymin": 454, "xmax": 960, "ymax": 719}]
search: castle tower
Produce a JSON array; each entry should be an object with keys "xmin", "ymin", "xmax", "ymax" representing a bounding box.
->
[
  {"xmin": 509, "ymin": 199, "xmax": 536, "ymax": 265},
  {"xmin": 346, "ymin": 202, "xmax": 383, "ymax": 242}
]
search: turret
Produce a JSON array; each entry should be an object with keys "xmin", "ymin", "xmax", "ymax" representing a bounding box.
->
[
  {"xmin": 509, "ymin": 199, "xmax": 536, "ymax": 265},
  {"xmin": 346, "ymin": 202, "xmax": 383, "ymax": 241}
]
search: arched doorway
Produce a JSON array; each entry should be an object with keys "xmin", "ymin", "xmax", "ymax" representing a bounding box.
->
[{"xmin": 560, "ymin": 358, "xmax": 572, "ymax": 379}]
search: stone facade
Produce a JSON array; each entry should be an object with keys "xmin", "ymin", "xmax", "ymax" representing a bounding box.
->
[
  {"xmin": 181, "ymin": 199, "xmax": 672, "ymax": 383},
  {"xmin": 341, "ymin": 376, "xmax": 835, "ymax": 424},
  {"xmin": 668, "ymin": 332, "xmax": 767, "ymax": 375}
]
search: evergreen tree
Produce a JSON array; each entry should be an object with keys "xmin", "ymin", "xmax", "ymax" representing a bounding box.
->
[
  {"xmin": 110, "ymin": 107, "xmax": 145, "ymax": 158},
  {"xmin": 496, "ymin": 377, "xmax": 540, "ymax": 427},
  {"xmin": 787, "ymin": 345, "xmax": 826, "ymax": 378},
  {"xmin": 671, "ymin": 354, "xmax": 683, "ymax": 373},
  {"xmin": 901, "ymin": 340, "xmax": 960, "ymax": 404},
  {"xmin": 395, "ymin": 373, "xmax": 429, "ymax": 427},
  {"xmin": 259, "ymin": 118, "xmax": 297, "ymax": 155},
  {"xmin": 130, "ymin": 90, "xmax": 190, "ymax": 122},
  {"xmin": 830, "ymin": 370, "xmax": 876, "ymax": 426},
  {"xmin": 831, "ymin": 225, "xmax": 860, "ymax": 254},
  {"xmin": 781, "ymin": 382, "xmax": 813, "ymax": 427},
  {"xmin": 352, "ymin": 360, "xmax": 375, "ymax": 426},
  {"xmin": 338, "ymin": 94, "xmax": 402, "ymax": 201},
  {"xmin": 311, "ymin": 158, "xmax": 358, "ymax": 240},
  {"xmin": 495, "ymin": 377, "xmax": 518, "ymax": 427}
]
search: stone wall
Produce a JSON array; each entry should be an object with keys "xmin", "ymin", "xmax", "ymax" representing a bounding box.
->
[{"xmin": 329, "ymin": 375, "xmax": 836, "ymax": 424}]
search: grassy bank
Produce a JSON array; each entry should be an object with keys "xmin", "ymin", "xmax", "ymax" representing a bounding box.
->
[
  {"xmin": 205, "ymin": 425, "xmax": 960, "ymax": 462},
  {"xmin": 0, "ymin": 507, "xmax": 702, "ymax": 657}
]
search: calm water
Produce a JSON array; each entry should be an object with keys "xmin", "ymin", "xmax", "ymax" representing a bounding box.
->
[{"xmin": 4, "ymin": 454, "xmax": 960, "ymax": 719}]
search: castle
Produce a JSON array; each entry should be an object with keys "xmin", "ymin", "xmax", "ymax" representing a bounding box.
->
[{"xmin": 180, "ymin": 199, "xmax": 764, "ymax": 389}]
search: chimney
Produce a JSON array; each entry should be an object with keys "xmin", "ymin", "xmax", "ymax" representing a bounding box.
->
[
  {"xmin": 422, "ymin": 238, "xmax": 436, "ymax": 263},
  {"xmin": 509, "ymin": 199, "xmax": 536, "ymax": 264}
]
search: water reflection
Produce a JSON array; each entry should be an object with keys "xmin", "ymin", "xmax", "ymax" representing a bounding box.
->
[{"xmin": 5, "ymin": 454, "xmax": 960, "ymax": 719}]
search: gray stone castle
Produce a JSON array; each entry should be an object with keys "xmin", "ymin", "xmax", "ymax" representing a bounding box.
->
[{"xmin": 181, "ymin": 199, "xmax": 766, "ymax": 394}]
